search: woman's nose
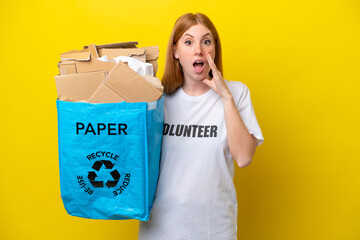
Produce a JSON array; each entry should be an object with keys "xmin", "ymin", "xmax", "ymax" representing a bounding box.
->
[{"xmin": 194, "ymin": 42, "xmax": 203, "ymax": 55}]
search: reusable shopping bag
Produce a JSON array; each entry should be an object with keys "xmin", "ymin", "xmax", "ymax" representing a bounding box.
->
[{"xmin": 56, "ymin": 96, "xmax": 164, "ymax": 220}]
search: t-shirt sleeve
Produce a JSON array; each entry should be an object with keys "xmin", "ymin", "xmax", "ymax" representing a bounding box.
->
[{"xmin": 233, "ymin": 83, "xmax": 264, "ymax": 147}]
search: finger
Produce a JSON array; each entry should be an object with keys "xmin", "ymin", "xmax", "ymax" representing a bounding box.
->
[
  {"xmin": 206, "ymin": 53, "xmax": 217, "ymax": 71},
  {"xmin": 207, "ymin": 54, "xmax": 223, "ymax": 80},
  {"xmin": 211, "ymin": 67, "xmax": 222, "ymax": 80}
]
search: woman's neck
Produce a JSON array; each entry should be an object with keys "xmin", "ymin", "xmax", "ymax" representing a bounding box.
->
[{"xmin": 182, "ymin": 74, "xmax": 211, "ymax": 96}]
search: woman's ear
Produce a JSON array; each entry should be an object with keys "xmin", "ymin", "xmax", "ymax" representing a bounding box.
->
[{"xmin": 173, "ymin": 44, "xmax": 179, "ymax": 59}]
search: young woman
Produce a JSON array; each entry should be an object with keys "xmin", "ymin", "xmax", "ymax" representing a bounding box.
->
[{"xmin": 139, "ymin": 13, "xmax": 264, "ymax": 239}]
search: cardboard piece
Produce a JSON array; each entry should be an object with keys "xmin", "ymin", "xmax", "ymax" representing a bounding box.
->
[
  {"xmin": 58, "ymin": 62, "xmax": 76, "ymax": 75},
  {"xmin": 56, "ymin": 42, "xmax": 163, "ymax": 103},
  {"xmin": 98, "ymin": 48, "xmax": 146, "ymax": 62},
  {"xmin": 142, "ymin": 75, "xmax": 164, "ymax": 92},
  {"xmin": 139, "ymin": 46, "xmax": 159, "ymax": 75},
  {"xmin": 59, "ymin": 54, "xmax": 116, "ymax": 75},
  {"xmin": 89, "ymin": 61, "xmax": 162, "ymax": 103},
  {"xmin": 55, "ymin": 71, "xmax": 106, "ymax": 101},
  {"xmin": 140, "ymin": 46, "xmax": 159, "ymax": 61},
  {"xmin": 87, "ymin": 84, "xmax": 125, "ymax": 103},
  {"xmin": 72, "ymin": 54, "xmax": 116, "ymax": 73},
  {"xmin": 95, "ymin": 44, "xmax": 159, "ymax": 74},
  {"xmin": 87, "ymin": 44, "xmax": 99, "ymax": 58},
  {"xmin": 85, "ymin": 42, "xmax": 138, "ymax": 49},
  {"xmin": 60, "ymin": 50, "xmax": 91, "ymax": 61},
  {"xmin": 58, "ymin": 43, "xmax": 159, "ymax": 76}
]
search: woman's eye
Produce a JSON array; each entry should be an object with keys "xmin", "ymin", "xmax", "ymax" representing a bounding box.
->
[
  {"xmin": 203, "ymin": 39, "xmax": 211, "ymax": 45},
  {"xmin": 185, "ymin": 40, "xmax": 192, "ymax": 45}
]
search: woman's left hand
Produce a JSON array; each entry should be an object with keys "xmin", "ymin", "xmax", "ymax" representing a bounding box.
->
[{"xmin": 201, "ymin": 53, "xmax": 231, "ymax": 99}]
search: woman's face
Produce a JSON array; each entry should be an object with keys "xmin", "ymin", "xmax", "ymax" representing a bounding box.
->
[{"xmin": 174, "ymin": 24, "xmax": 216, "ymax": 83}]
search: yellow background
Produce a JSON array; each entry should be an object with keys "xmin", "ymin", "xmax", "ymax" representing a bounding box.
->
[{"xmin": 0, "ymin": 0, "xmax": 359, "ymax": 239}]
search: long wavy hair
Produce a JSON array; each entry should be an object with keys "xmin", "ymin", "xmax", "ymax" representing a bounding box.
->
[{"xmin": 162, "ymin": 13, "xmax": 223, "ymax": 94}]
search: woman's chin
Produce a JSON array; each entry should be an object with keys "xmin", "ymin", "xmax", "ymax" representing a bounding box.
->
[
  {"xmin": 193, "ymin": 75, "xmax": 207, "ymax": 82},
  {"xmin": 184, "ymin": 69, "xmax": 211, "ymax": 82},
  {"xmin": 194, "ymin": 70, "xmax": 211, "ymax": 81}
]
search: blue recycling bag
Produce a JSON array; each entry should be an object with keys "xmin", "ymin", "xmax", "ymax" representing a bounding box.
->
[{"xmin": 56, "ymin": 96, "xmax": 164, "ymax": 220}]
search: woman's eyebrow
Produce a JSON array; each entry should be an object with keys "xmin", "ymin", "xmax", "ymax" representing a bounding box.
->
[
  {"xmin": 184, "ymin": 33, "xmax": 194, "ymax": 38},
  {"xmin": 183, "ymin": 33, "xmax": 212, "ymax": 38}
]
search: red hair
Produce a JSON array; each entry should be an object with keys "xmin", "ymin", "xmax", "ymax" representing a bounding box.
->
[{"xmin": 162, "ymin": 13, "xmax": 223, "ymax": 94}]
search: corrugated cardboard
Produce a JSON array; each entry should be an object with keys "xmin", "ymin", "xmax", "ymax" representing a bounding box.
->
[
  {"xmin": 55, "ymin": 71, "xmax": 106, "ymax": 101},
  {"xmin": 72, "ymin": 54, "xmax": 116, "ymax": 73},
  {"xmin": 86, "ymin": 42, "xmax": 138, "ymax": 49},
  {"xmin": 60, "ymin": 50, "xmax": 91, "ymax": 61},
  {"xmin": 58, "ymin": 42, "xmax": 159, "ymax": 76},
  {"xmin": 59, "ymin": 54, "xmax": 116, "ymax": 75},
  {"xmin": 87, "ymin": 84, "xmax": 125, "ymax": 103},
  {"xmin": 98, "ymin": 48, "xmax": 146, "ymax": 62},
  {"xmin": 88, "ymin": 61, "xmax": 162, "ymax": 103},
  {"xmin": 142, "ymin": 75, "xmax": 164, "ymax": 92},
  {"xmin": 86, "ymin": 44, "xmax": 99, "ymax": 58},
  {"xmin": 60, "ymin": 42, "xmax": 121, "ymax": 61},
  {"xmin": 58, "ymin": 62, "xmax": 76, "ymax": 75},
  {"xmin": 95, "ymin": 43, "xmax": 159, "ymax": 75},
  {"xmin": 140, "ymin": 46, "xmax": 159, "ymax": 61},
  {"xmin": 139, "ymin": 46, "xmax": 159, "ymax": 75},
  {"xmin": 56, "ymin": 42, "xmax": 163, "ymax": 103}
]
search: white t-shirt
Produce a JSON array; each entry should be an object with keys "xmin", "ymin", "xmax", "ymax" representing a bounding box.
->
[{"xmin": 139, "ymin": 80, "xmax": 264, "ymax": 240}]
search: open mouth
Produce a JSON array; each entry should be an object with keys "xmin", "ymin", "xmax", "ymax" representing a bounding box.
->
[{"xmin": 193, "ymin": 60, "xmax": 205, "ymax": 73}]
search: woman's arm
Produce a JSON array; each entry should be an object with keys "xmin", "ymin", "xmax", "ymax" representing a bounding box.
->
[
  {"xmin": 202, "ymin": 54, "xmax": 257, "ymax": 167},
  {"xmin": 221, "ymin": 93, "xmax": 257, "ymax": 167}
]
